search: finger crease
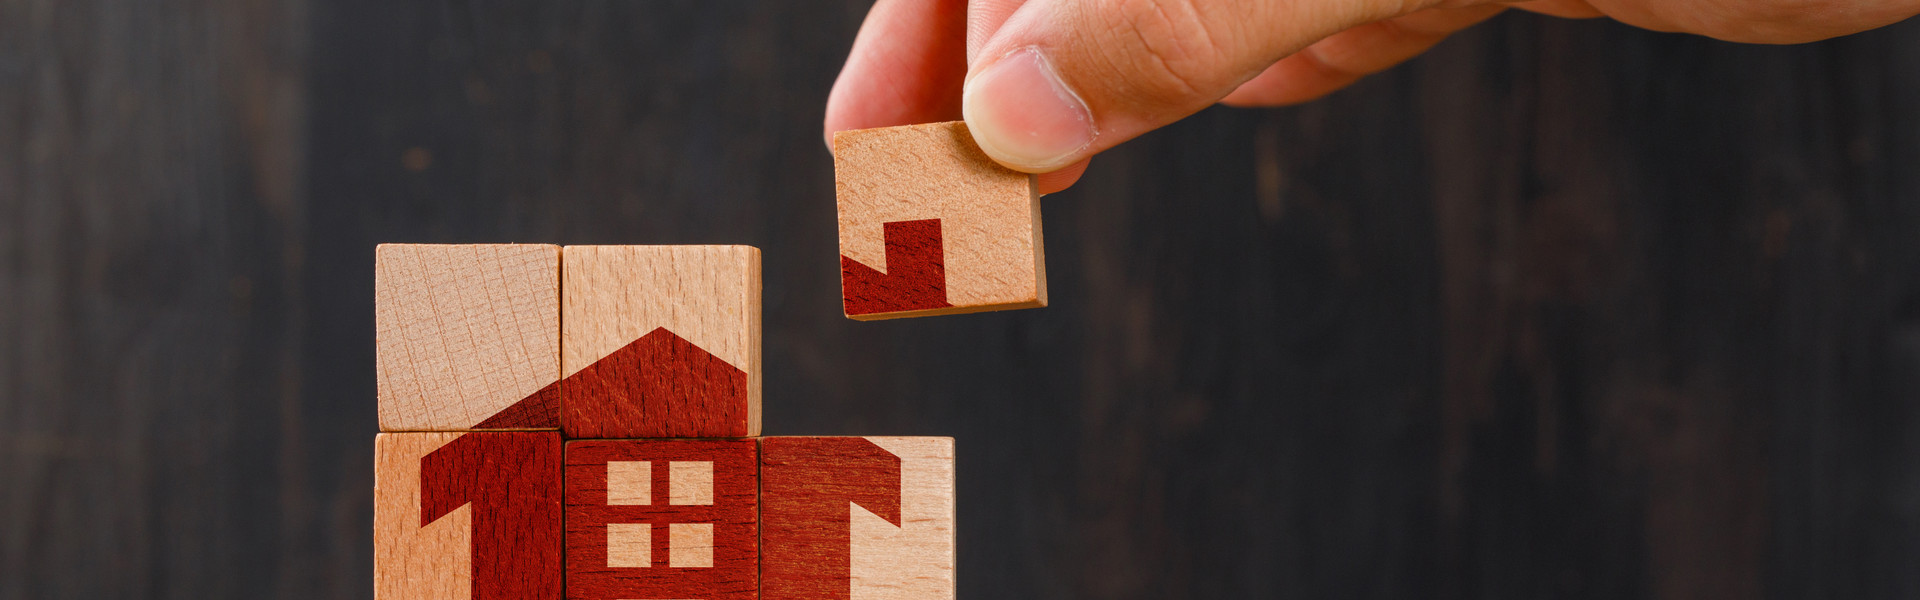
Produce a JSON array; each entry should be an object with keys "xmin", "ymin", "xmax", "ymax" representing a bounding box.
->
[
  {"xmin": 1295, "ymin": 44, "xmax": 1361, "ymax": 80},
  {"xmin": 1124, "ymin": 17, "xmax": 1208, "ymax": 101},
  {"xmin": 1376, "ymin": 17, "xmax": 1448, "ymax": 43}
]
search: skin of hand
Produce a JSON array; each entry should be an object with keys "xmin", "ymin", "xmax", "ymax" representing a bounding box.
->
[{"xmin": 823, "ymin": 0, "xmax": 1920, "ymax": 193}]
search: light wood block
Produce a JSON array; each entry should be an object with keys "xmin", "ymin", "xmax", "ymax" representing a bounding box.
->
[
  {"xmin": 376, "ymin": 244, "xmax": 562, "ymax": 431},
  {"xmin": 375, "ymin": 432, "xmax": 562, "ymax": 600},
  {"xmin": 761, "ymin": 437, "xmax": 955, "ymax": 600},
  {"xmin": 565, "ymin": 439, "xmax": 758, "ymax": 600},
  {"xmin": 833, "ymin": 121, "xmax": 1045, "ymax": 320},
  {"xmin": 559, "ymin": 245, "xmax": 761, "ymax": 439}
]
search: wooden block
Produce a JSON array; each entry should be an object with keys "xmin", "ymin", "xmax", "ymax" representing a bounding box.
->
[
  {"xmin": 559, "ymin": 245, "xmax": 761, "ymax": 439},
  {"xmin": 375, "ymin": 432, "xmax": 562, "ymax": 600},
  {"xmin": 376, "ymin": 244, "xmax": 562, "ymax": 431},
  {"xmin": 833, "ymin": 121, "xmax": 1046, "ymax": 320},
  {"xmin": 761, "ymin": 437, "xmax": 955, "ymax": 600},
  {"xmin": 565, "ymin": 439, "xmax": 758, "ymax": 600}
]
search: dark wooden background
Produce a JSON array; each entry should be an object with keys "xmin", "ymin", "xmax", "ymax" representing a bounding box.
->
[{"xmin": 5, "ymin": 0, "xmax": 1919, "ymax": 598}]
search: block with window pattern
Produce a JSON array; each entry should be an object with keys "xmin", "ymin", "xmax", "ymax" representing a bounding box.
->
[{"xmin": 564, "ymin": 439, "xmax": 757, "ymax": 600}]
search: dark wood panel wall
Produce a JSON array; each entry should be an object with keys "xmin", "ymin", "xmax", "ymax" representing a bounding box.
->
[{"xmin": 3, "ymin": 1, "xmax": 1917, "ymax": 598}]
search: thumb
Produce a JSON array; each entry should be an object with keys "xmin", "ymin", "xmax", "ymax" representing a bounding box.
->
[{"xmin": 962, "ymin": 0, "xmax": 1435, "ymax": 172}]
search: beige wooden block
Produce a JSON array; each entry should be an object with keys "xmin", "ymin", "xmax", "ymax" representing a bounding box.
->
[
  {"xmin": 376, "ymin": 244, "xmax": 561, "ymax": 431},
  {"xmin": 375, "ymin": 432, "xmax": 470, "ymax": 600},
  {"xmin": 851, "ymin": 437, "xmax": 956, "ymax": 600},
  {"xmin": 834, "ymin": 121, "xmax": 1045, "ymax": 320},
  {"xmin": 560, "ymin": 245, "xmax": 762, "ymax": 438}
]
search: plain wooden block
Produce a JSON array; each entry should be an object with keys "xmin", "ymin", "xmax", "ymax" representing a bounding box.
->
[
  {"xmin": 834, "ymin": 121, "xmax": 1045, "ymax": 320},
  {"xmin": 565, "ymin": 439, "xmax": 758, "ymax": 600},
  {"xmin": 761, "ymin": 437, "xmax": 955, "ymax": 600},
  {"xmin": 376, "ymin": 244, "xmax": 562, "ymax": 431},
  {"xmin": 375, "ymin": 431, "xmax": 562, "ymax": 600},
  {"xmin": 559, "ymin": 245, "xmax": 761, "ymax": 439}
]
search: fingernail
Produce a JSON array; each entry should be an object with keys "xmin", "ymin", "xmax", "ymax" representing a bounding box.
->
[{"xmin": 963, "ymin": 47, "xmax": 1095, "ymax": 172}]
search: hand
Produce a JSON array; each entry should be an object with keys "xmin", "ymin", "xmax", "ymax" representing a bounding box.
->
[{"xmin": 824, "ymin": 0, "xmax": 1919, "ymax": 193}]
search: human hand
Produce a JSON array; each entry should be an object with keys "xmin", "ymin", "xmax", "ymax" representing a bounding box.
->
[{"xmin": 823, "ymin": 0, "xmax": 1918, "ymax": 193}]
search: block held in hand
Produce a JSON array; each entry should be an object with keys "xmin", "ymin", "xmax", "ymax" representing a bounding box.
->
[{"xmin": 834, "ymin": 121, "xmax": 1046, "ymax": 320}]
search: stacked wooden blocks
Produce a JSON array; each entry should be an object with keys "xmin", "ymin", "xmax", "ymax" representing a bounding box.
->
[{"xmin": 373, "ymin": 244, "xmax": 955, "ymax": 600}]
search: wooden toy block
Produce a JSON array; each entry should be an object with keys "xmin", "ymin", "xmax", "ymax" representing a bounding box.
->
[
  {"xmin": 375, "ymin": 431, "xmax": 562, "ymax": 600},
  {"xmin": 565, "ymin": 439, "xmax": 758, "ymax": 600},
  {"xmin": 833, "ymin": 121, "xmax": 1046, "ymax": 320},
  {"xmin": 761, "ymin": 437, "xmax": 955, "ymax": 600},
  {"xmin": 559, "ymin": 245, "xmax": 761, "ymax": 439},
  {"xmin": 376, "ymin": 244, "xmax": 562, "ymax": 431}
]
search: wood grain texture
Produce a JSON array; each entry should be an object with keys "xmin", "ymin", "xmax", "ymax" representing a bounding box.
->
[
  {"xmin": 558, "ymin": 328, "xmax": 751, "ymax": 440},
  {"xmin": 376, "ymin": 432, "xmax": 562, "ymax": 600},
  {"xmin": 606, "ymin": 523, "xmax": 652, "ymax": 568},
  {"xmin": 760, "ymin": 437, "xmax": 913, "ymax": 600},
  {"xmin": 834, "ymin": 121, "xmax": 1047, "ymax": 320},
  {"xmin": 841, "ymin": 220, "xmax": 953, "ymax": 316},
  {"xmin": 376, "ymin": 433, "xmax": 471, "ymax": 600},
  {"xmin": 11, "ymin": 2, "xmax": 1920, "ymax": 598},
  {"xmin": 561, "ymin": 246, "xmax": 761, "ymax": 438},
  {"xmin": 565, "ymin": 440, "xmax": 757, "ymax": 600},
  {"xmin": 377, "ymin": 244, "xmax": 562, "ymax": 431},
  {"xmin": 852, "ymin": 437, "xmax": 956, "ymax": 600},
  {"xmin": 669, "ymin": 523, "xmax": 714, "ymax": 568},
  {"xmin": 607, "ymin": 461, "xmax": 652, "ymax": 506}
]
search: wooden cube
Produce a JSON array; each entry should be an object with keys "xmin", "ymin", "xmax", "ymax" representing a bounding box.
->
[
  {"xmin": 374, "ymin": 432, "xmax": 562, "ymax": 600},
  {"xmin": 376, "ymin": 244, "xmax": 562, "ymax": 431},
  {"xmin": 833, "ymin": 121, "xmax": 1046, "ymax": 320},
  {"xmin": 760, "ymin": 437, "xmax": 955, "ymax": 600},
  {"xmin": 565, "ymin": 439, "xmax": 759, "ymax": 600},
  {"xmin": 559, "ymin": 245, "xmax": 761, "ymax": 439}
]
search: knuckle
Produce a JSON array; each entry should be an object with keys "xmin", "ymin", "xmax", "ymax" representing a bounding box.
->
[{"xmin": 1094, "ymin": 0, "xmax": 1234, "ymax": 107}]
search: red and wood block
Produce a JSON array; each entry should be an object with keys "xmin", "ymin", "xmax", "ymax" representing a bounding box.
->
[
  {"xmin": 375, "ymin": 431, "xmax": 562, "ymax": 600},
  {"xmin": 559, "ymin": 245, "xmax": 762, "ymax": 439},
  {"xmin": 565, "ymin": 439, "xmax": 758, "ymax": 600},
  {"xmin": 376, "ymin": 244, "xmax": 562, "ymax": 431},
  {"xmin": 833, "ymin": 121, "xmax": 1046, "ymax": 320},
  {"xmin": 761, "ymin": 437, "xmax": 955, "ymax": 600}
]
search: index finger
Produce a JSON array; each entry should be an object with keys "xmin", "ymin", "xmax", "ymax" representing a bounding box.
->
[{"xmin": 824, "ymin": 0, "xmax": 970, "ymax": 145}]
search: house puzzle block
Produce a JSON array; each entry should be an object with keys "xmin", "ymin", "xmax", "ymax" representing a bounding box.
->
[
  {"xmin": 375, "ymin": 431, "xmax": 563, "ymax": 600},
  {"xmin": 834, "ymin": 121, "xmax": 1048, "ymax": 320},
  {"xmin": 762, "ymin": 437, "xmax": 955, "ymax": 600},
  {"xmin": 372, "ymin": 243, "xmax": 956, "ymax": 600},
  {"xmin": 561, "ymin": 245, "xmax": 761, "ymax": 439},
  {"xmin": 565, "ymin": 439, "xmax": 758, "ymax": 600},
  {"xmin": 376, "ymin": 244, "xmax": 562, "ymax": 431}
]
